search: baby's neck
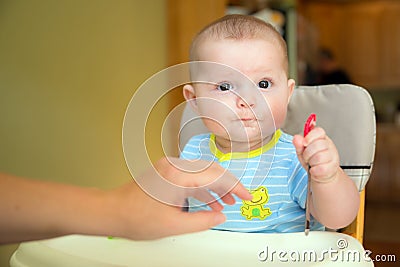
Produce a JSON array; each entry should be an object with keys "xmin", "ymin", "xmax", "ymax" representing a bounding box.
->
[{"xmin": 214, "ymin": 134, "xmax": 273, "ymax": 154}]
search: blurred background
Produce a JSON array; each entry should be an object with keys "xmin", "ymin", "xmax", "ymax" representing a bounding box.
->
[{"xmin": 0, "ymin": 0, "xmax": 399, "ymax": 266}]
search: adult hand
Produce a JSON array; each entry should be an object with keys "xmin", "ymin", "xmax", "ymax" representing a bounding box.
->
[
  {"xmin": 134, "ymin": 157, "xmax": 252, "ymax": 211},
  {"xmin": 110, "ymin": 157, "xmax": 252, "ymax": 240}
]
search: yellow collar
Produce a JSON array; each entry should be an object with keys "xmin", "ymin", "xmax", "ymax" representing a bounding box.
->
[{"xmin": 209, "ymin": 129, "xmax": 282, "ymax": 162}]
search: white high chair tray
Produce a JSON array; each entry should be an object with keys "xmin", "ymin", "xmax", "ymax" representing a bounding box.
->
[{"xmin": 10, "ymin": 230, "xmax": 373, "ymax": 267}]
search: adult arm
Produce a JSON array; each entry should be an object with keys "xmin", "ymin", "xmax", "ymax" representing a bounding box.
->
[{"xmin": 0, "ymin": 157, "xmax": 251, "ymax": 244}]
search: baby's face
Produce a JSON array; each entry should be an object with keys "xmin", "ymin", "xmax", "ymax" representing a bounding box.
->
[{"xmin": 184, "ymin": 38, "xmax": 294, "ymax": 145}]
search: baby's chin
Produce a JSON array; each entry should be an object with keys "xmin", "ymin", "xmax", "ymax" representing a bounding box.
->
[
  {"xmin": 242, "ymin": 126, "xmax": 276, "ymax": 138},
  {"xmin": 224, "ymin": 131, "xmax": 275, "ymax": 145},
  {"xmin": 213, "ymin": 124, "xmax": 277, "ymax": 141}
]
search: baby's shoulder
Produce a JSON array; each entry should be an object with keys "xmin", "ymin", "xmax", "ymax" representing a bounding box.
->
[
  {"xmin": 275, "ymin": 131, "xmax": 305, "ymax": 171},
  {"xmin": 180, "ymin": 133, "xmax": 212, "ymax": 159},
  {"xmin": 186, "ymin": 133, "xmax": 211, "ymax": 143},
  {"xmin": 271, "ymin": 131, "xmax": 299, "ymax": 163},
  {"xmin": 277, "ymin": 131, "xmax": 295, "ymax": 147},
  {"xmin": 182, "ymin": 133, "xmax": 211, "ymax": 149}
]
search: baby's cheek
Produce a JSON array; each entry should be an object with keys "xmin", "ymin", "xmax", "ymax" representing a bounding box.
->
[
  {"xmin": 202, "ymin": 118, "xmax": 228, "ymax": 136},
  {"xmin": 269, "ymin": 101, "xmax": 288, "ymax": 129}
]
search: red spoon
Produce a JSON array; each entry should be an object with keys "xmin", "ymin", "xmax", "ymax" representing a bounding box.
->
[
  {"xmin": 304, "ymin": 114, "xmax": 316, "ymax": 236},
  {"xmin": 304, "ymin": 113, "xmax": 316, "ymax": 137}
]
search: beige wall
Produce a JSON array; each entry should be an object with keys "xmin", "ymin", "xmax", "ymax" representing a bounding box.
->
[{"xmin": 0, "ymin": 0, "xmax": 167, "ymax": 264}]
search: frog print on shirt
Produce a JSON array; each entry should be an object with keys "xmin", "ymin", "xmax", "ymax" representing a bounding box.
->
[{"xmin": 240, "ymin": 186, "xmax": 272, "ymax": 220}]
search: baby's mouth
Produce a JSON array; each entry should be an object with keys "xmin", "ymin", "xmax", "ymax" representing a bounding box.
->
[{"xmin": 239, "ymin": 118, "xmax": 258, "ymax": 127}]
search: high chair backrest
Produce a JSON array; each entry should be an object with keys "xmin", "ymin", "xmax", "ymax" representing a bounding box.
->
[
  {"xmin": 179, "ymin": 84, "xmax": 376, "ymax": 192},
  {"xmin": 282, "ymin": 84, "xmax": 376, "ymax": 191}
]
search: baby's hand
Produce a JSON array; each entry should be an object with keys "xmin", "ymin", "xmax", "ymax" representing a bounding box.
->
[{"xmin": 293, "ymin": 127, "xmax": 340, "ymax": 183}]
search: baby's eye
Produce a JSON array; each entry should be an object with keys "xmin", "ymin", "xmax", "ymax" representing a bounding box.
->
[
  {"xmin": 217, "ymin": 82, "xmax": 233, "ymax": 91},
  {"xmin": 258, "ymin": 80, "xmax": 272, "ymax": 89}
]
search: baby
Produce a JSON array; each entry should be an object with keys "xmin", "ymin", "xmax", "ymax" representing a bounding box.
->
[{"xmin": 180, "ymin": 14, "xmax": 359, "ymax": 233}]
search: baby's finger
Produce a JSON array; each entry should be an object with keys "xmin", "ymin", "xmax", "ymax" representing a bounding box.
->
[
  {"xmin": 309, "ymin": 160, "xmax": 338, "ymax": 181},
  {"xmin": 308, "ymin": 149, "xmax": 332, "ymax": 167},
  {"xmin": 304, "ymin": 127, "xmax": 326, "ymax": 146},
  {"xmin": 303, "ymin": 139, "xmax": 329, "ymax": 164},
  {"xmin": 292, "ymin": 135, "xmax": 306, "ymax": 167},
  {"xmin": 293, "ymin": 134, "xmax": 305, "ymax": 153}
]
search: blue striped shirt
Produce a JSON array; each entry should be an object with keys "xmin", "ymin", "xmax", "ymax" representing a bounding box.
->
[{"xmin": 180, "ymin": 130, "xmax": 324, "ymax": 233}]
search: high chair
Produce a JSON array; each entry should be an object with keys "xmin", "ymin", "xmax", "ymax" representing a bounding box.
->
[
  {"xmin": 10, "ymin": 84, "xmax": 375, "ymax": 267},
  {"xmin": 180, "ymin": 84, "xmax": 376, "ymax": 244}
]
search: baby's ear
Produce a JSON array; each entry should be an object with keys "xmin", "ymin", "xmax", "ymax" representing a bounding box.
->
[
  {"xmin": 287, "ymin": 79, "xmax": 296, "ymax": 104},
  {"xmin": 183, "ymin": 84, "xmax": 199, "ymax": 113}
]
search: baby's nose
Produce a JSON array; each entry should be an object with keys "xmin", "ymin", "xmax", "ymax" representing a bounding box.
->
[
  {"xmin": 237, "ymin": 97, "xmax": 255, "ymax": 108},
  {"xmin": 235, "ymin": 89, "xmax": 257, "ymax": 108}
]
